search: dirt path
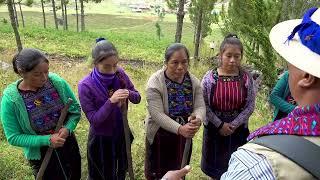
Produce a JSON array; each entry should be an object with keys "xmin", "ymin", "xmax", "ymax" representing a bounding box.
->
[{"xmin": 48, "ymin": 54, "xmax": 162, "ymax": 69}]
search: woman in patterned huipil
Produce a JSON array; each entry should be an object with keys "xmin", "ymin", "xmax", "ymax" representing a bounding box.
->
[
  {"xmin": 201, "ymin": 34, "xmax": 256, "ymax": 179},
  {"xmin": 0, "ymin": 48, "xmax": 81, "ymax": 179},
  {"xmin": 145, "ymin": 43, "xmax": 205, "ymax": 180}
]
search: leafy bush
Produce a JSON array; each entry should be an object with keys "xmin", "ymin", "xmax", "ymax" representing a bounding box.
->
[{"xmin": 1, "ymin": 18, "xmax": 7, "ymax": 24}]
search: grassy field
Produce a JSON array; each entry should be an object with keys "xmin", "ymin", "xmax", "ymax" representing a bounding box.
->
[
  {"xmin": 0, "ymin": 0, "xmax": 222, "ymax": 59},
  {"xmin": 0, "ymin": 3, "xmax": 272, "ymax": 179},
  {"xmin": 0, "ymin": 11, "xmax": 208, "ymax": 61}
]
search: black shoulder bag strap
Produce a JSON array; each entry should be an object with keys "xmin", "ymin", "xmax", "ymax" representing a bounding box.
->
[{"xmin": 251, "ymin": 135, "xmax": 320, "ymax": 179}]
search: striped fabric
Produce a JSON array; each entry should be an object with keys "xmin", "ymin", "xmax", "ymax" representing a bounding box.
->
[
  {"xmin": 201, "ymin": 69, "xmax": 255, "ymax": 128},
  {"xmin": 212, "ymin": 75, "xmax": 246, "ymax": 112},
  {"xmin": 221, "ymin": 149, "xmax": 275, "ymax": 180}
]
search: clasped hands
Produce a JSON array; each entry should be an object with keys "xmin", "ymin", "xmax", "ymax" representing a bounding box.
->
[
  {"xmin": 109, "ymin": 89, "xmax": 129, "ymax": 107},
  {"xmin": 49, "ymin": 127, "xmax": 69, "ymax": 148},
  {"xmin": 178, "ymin": 115, "xmax": 201, "ymax": 138}
]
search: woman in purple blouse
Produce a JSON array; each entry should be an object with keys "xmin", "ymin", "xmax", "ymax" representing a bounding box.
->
[
  {"xmin": 78, "ymin": 38, "xmax": 141, "ymax": 180},
  {"xmin": 201, "ymin": 34, "xmax": 256, "ymax": 179}
]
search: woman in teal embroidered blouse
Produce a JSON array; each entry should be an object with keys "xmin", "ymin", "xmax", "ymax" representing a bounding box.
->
[{"xmin": 269, "ymin": 70, "xmax": 297, "ymax": 121}]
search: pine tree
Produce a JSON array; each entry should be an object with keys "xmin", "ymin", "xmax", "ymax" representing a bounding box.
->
[
  {"xmin": 189, "ymin": 0, "xmax": 216, "ymax": 60},
  {"xmin": 223, "ymin": 0, "xmax": 320, "ymax": 87}
]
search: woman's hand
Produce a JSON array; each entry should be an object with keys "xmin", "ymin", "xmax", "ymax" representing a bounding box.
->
[
  {"xmin": 189, "ymin": 117, "xmax": 201, "ymax": 129},
  {"xmin": 110, "ymin": 89, "xmax": 129, "ymax": 104},
  {"xmin": 178, "ymin": 124, "xmax": 199, "ymax": 138},
  {"xmin": 58, "ymin": 127, "xmax": 69, "ymax": 139},
  {"xmin": 219, "ymin": 123, "xmax": 235, "ymax": 136},
  {"xmin": 178, "ymin": 115, "xmax": 201, "ymax": 138},
  {"xmin": 50, "ymin": 133, "xmax": 66, "ymax": 148}
]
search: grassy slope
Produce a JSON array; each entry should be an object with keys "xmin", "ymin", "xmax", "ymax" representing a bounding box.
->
[{"xmin": 0, "ymin": 11, "xmax": 206, "ymax": 62}]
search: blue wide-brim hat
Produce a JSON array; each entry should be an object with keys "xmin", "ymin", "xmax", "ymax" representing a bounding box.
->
[{"xmin": 270, "ymin": 7, "xmax": 320, "ymax": 78}]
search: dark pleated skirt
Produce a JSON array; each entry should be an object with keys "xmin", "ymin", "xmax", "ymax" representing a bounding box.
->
[
  {"xmin": 87, "ymin": 130, "xmax": 133, "ymax": 180},
  {"xmin": 201, "ymin": 122, "xmax": 249, "ymax": 179},
  {"xmin": 29, "ymin": 133, "xmax": 81, "ymax": 180},
  {"xmin": 145, "ymin": 128, "xmax": 191, "ymax": 180}
]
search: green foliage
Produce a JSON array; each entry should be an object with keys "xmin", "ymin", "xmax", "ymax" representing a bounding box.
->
[
  {"xmin": 92, "ymin": 0, "xmax": 102, "ymax": 3},
  {"xmin": 189, "ymin": 0, "xmax": 216, "ymax": 39},
  {"xmin": 249, "ymin": 88, "xmax": 273, "ymax": 131},
  {"xmin": 278, "ymin": 0, "xmax": 320, "ymax": 22},
  {"xmin": 154, "ymin": 4, "xmax": 166, "ymax": 21},
  {"xmin": 220, "ymin": 3, "xmax": 226, "ymax": 20},
  {"xmin": 154, "ymin": 4, "xmax": 166, "ymax": 41},
  {"xmin": 166, "ymin": 0, "xmax": 178, "ymax": 10},
  {"xmin": 0, "ymin": 12, "xmax": 203, "ymax": 62},
  {"xmin": 155, "ymin": 22, "xmax": 162, "ymax": 40},
  {"xmin": 222, "ymin": 0, "xmax": 320, "ymax": 88},
  {"xmin": 223, "ymin": 0, "xmax": 279, "ymax": 88},
  {"xmin": 1, "ymin": 18, "xmax": 8, "ymax": 24},
  {"xmin": 25, "ymin": 0, "xmax": 33, "ymax": 7}
]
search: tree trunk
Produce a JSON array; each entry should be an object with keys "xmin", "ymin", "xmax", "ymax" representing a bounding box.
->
[
  {"xmin": 7, "ymin": 0, "xmax": 23, "ymax": 51},
  {"xmin": 175, "ymin": 0, "xmax": 185, "ymax": 43},
  {"xmin": 12, "ymin": 0, "xmax": 19, "ymax": 28},
  {"xmin": 80, "ymin": 0, "xmax": 85, "ymax": 31},
  {"xmin": 52, "ymin": 0, "xmax": 58, "ymax": 29},
  {"xmin": 75, "ymin": 0, "xmax": 79, "ymax": 32},
  {"xmin": 18, "ymin": 1, "xmax": 25, "ymax": 27},
  {"xmin": 61, "ymin": 0, "xmax": 65, "ymax": 29},
  {"xmin": 193, "ymin": 24, "xmax": 196, "ymax": 43},
  {"xmin": 64, "ymin": 2, "xmax": 68, "ymax": 30},
  {"xmin": 41, "ymin": 0, "xmax": 46, "ymax": 28},
  {"xmin": 194, "ymin": 7, "xmax": 203, "ymax": 60}
]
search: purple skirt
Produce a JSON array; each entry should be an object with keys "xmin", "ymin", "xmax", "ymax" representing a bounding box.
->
[
  {"xmin": 201, "ymin": 122, "xmax": 249, "ymax": 179},
  {"xmin": 87, "ymin": 130, "xmax": 133, "ymax": 180},
  {"xmin": 145, "ymin": 128, "xmax": 191, "ymax": 180}
]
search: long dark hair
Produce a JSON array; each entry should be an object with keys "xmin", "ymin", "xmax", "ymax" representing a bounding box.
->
[
  {"xmin": 164, "ymin": 43, "xmax": 190, "ymax": 64},
  {"xmin": 219, "ymin": 33, "xmax": 243, "ymax": 57},
  {"xmin": 92, "ymin": 38, "xmax": 118, "ymax": 65},
  {"xmin": 12, "ymin": 48, "xmax": 49, "ymax": 75}
]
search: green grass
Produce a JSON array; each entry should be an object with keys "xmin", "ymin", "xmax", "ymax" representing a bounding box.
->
[
  {"xmin": 0, "ymin": 11, "xmax": 211, "ymax": 62},
  {"xmin": 0, "ymin": 7, "xmax": 222, "ymax": 60},
  {"xmin": 0, "ymin": 0, "xmax": 187, "ymax": 22},
  {"xmin": 0, "ymin": 6, "xmax": 272, "ymax": 179},
  {"xmin": 0, "ymin": 141, "xmax": 34, "ymax": 179}
]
